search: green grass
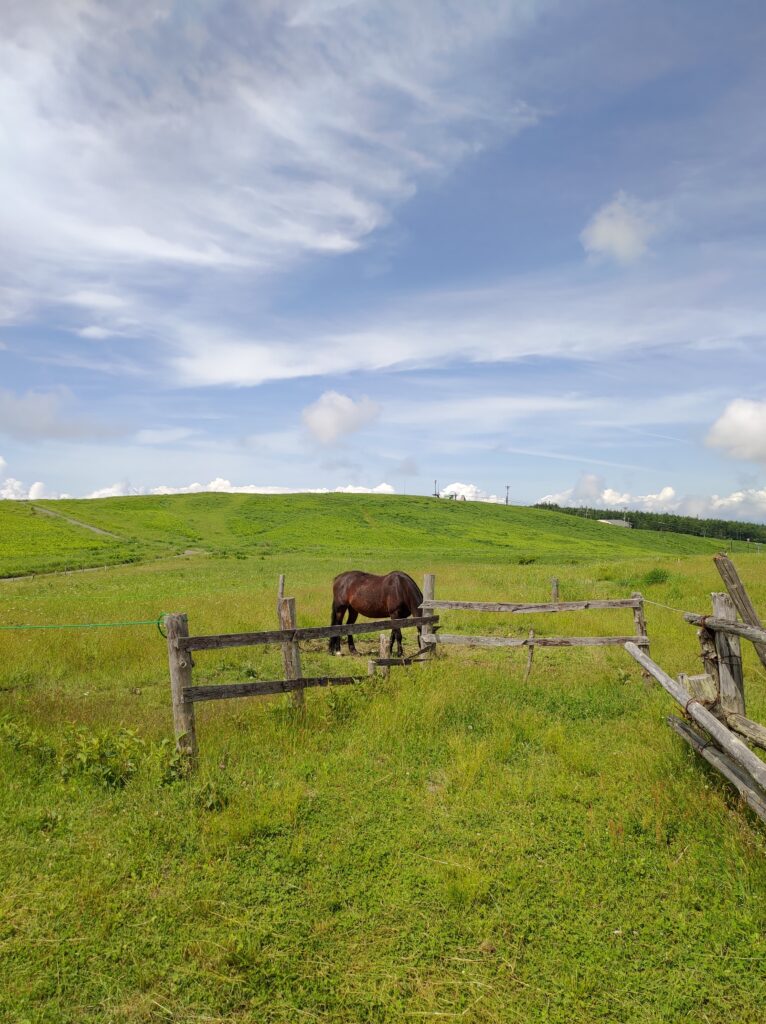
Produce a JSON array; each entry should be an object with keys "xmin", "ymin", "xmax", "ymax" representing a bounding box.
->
[
  {"xmin": 1, "ymin": 496, "xmax": 766, "ymax": 1022},
  {"xmin": 2, "ymin": 492, "xmax": 726, "ymax": 579},
  {"xmin": 0, "ymin": 501, "xmax": 145, "ymax": 578}
]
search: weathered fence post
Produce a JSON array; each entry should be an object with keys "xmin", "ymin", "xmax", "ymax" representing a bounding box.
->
[
  {"xmin": 278, "ymin": 596, "xmax": 304, "ymax": 710},
  {"xmin": 714, "ymin": 554, "xmax": 766, "ymax": 671},
  {"xmin": 631, "ymin": 593, "xmax": 649, "ymax": 654},
  {"xmin": 551, "ymin": 578, "xmax": 559, "ymax": 602},
  {"xmin": 523, "ymin": 629, "xmax": 535, "ymax": 682},
  {"xmin": 277, "ymin": 574, "xmax": 285, "ymax": 609},
  {"xmin": 421, "ymin": 573, "xmax": 435, "ymax": 652},
  {"xmin": 166, "ymin": 613, "xmax": 198, "ymax": 764},
  {"xmin": 712, "ymin": 592, "xmax": 745, "ymax": 716},
  {"xmin": 379, "ymin": 632, "xmax": 390, "ymax": 678}
]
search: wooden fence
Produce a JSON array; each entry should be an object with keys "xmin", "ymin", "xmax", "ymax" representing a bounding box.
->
[
  {"xmin": 166, "ymin": 597, "xmax": 437, "ymax": 764},
  {"xmin": 419, "ymin": 573, "xmax": 650, "ymax": 674},
  {"xmin": 625, "ymin": 554, "xmax": 766, "ymax": 824}
]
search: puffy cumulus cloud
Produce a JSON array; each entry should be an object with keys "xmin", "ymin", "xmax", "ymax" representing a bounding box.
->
[
  {"xmin": 538, "ymin": 475, "xmax": 766, "ymax": 523},
  {"xmin": 335, "ymin": 483, "xmax": 394, "ymax": 495},
  {"xmin": 85, "ymin": 478, "xmax": 395, "ymax": 499},
  {"xmin": 539, "ymin": 475, "xmax": 680, "ymax": 512},
  {"xmin": 439, "ymin": 482, "xmax": 502, "ymax": 503},
  {"xmin": 302, "ymin": 391, "xmax": 381, "ymax": 444},
  {"xmin": 580, "ymin": 191, "xmax": 656, "ymax": 264},
  {"xmin": 707, "ymin": 400, "xmax": 766, "ymax": 463},
  {"xmin": 0, "ymin": 476, "xmax": 49, "ymax": 500},
  {"xmin": 705, "ymin": 489, "xmax": 766, "ymax": 521},
  {"xmin": 0, "ymin": 457, "xmax": 47, "ymax": 499}
]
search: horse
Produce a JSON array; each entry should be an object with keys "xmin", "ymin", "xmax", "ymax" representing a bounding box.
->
[{"xmin": 329, "ymin": 570, "xmax": 423, "ymax": 657}]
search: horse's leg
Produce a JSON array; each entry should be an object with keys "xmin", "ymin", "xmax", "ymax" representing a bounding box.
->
[
  {"xmin": 345, "ymin": 607, "xmax": 359, "ymax": 653},
  {"xmin": 390, "ymin": 602, "xmax": 406, "ymax": 657},
  {"xmin": 329, "ymin": 602, "xmax": 345, "ymax": 654}
]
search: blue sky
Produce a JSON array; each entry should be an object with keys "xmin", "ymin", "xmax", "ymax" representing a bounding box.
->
[{"xmin": 2, "ymin": 0, "xmax": 766, "ymax": 517}]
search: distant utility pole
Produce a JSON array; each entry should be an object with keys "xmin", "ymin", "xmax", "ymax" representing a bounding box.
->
[
  {"xmin": 505, "ymin": 484, "xmax": 510, "ymax": 506},
  {"xmin": 433, "ymin": 479, "xmax": 439, "ymax": 498}
]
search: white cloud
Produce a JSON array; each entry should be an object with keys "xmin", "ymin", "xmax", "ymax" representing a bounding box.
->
[
  {"xmin": 440, "ymin": 481, "xmax": 502, "ymax": 503},
  {"xmin": 27, "ymin": 481, "xmax": 48, "ymax": 500},
  {"xmin": 84, "ymin": 478, "xmax": 395, "ymax": 499},
  {"xmin": 77, "ymin": 326, "xmax": 117, "ymax": 340},
  {"xmin": 65, "ymin": 291, "xmax": 127, "ymax": 312},
  {"xmin": 335, "ymin": 482, "xmax": 394, "ymax": 494},
  {"xmin": 537, "ymin": 474, "xmax": 766, "ymax": 523},
  {"xmin": 0, "ymin": 478, "xmax": 27, "ymax": 500},
  {"xmin": 0, "ymin": 388, "xmax": 112, "ymax": 441},
  {"xmin": 134, "ymin": 428, "xmax": 196, "ymax": 446},
  {"xmin": 302, "ymin": 391, "xmax": 381, "ymax": 443},
  {"xmin": 539, "ymin": 475, "xmax": 679, "ymax": 512},
  {"xmin": 0, "ymin": 455, "xmax": 6, "ymax": 473},
  {"xmin": 0, "ymin": 476, "xmax": 49, "ymax": 500},
  {"xmin": 580, "ymin": 191, "xmax": 656, "ymax": 264},
  {"xmin": 707, "ymin": 399, "xmax": 766, "ymax": 463},
  {"xmin": 0, "ymin": 1, "xmax": 540, "ymax": 324},
  {"xmin": 169, "ymin": 260, "xmax": 766, "ymax": 388}
]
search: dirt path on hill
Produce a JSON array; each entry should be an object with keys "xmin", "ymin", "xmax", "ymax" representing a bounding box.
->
[{"xmin": 32, "ymin": 505, "xmax": 122, "ymax": 538}]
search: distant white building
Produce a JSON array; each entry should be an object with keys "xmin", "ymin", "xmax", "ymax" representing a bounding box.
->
[{"xmin": 597, "ymin": 518, "xmax": 632, "ymax": 528}]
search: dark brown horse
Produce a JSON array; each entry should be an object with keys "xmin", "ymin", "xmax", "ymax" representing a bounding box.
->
[{"xmin": 329, "ymin": 570, "xmax": 423, "ymax": 656}]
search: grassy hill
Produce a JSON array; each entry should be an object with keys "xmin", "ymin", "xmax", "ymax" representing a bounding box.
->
[
  {"xmin": 1, "ymin": 495, "xmax": 766, "ymax": 1022},
  {"xmin": 1, "ymin": 492, "xmax": 724, "ymax": 577}
]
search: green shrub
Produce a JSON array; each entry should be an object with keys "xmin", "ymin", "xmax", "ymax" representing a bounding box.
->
[{"xmin": 60, "ymin": 727, "xmax": 147, "ymax": 789}]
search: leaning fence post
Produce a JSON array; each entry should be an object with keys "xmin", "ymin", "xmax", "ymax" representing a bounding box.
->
[
  {"xmin": 422, "ymin": 573, "xmax": 435, "ymax": 653},
  {"xmin": 278, "ymin": 596, "xmax": 304, "ymax": 710},
  {"xmin": 714, "ymin": 554, "xmax": 766, "ymax": 671},
  {"xmin": 712, "ymin": 592, "xmax": 745, "ymax": 716},
  {"xmin": 166, "ymin": 613, "xmax": 198, "ymax": 764}
]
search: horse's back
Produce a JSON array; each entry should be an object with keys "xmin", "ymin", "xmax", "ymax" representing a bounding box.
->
[{"xmin": 332, "ymin": 570, "xmax": 419, "ymax": 618}]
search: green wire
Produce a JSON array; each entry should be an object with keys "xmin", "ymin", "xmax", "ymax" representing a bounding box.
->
[{"xmin": 0, "ymin": 613, "xmax": 170, "ymax": 634}]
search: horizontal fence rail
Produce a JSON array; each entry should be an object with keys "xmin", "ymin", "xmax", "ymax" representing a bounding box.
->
[
  {"xmin": 420, "ymin": 576, "xmax": 649, "ymax": 667},
  {"xmin": 421, "ymin": 598, "xmax": 642, "ymax": 614},
  {"xmin": 167, "ymin": 601, "xmax": 438, "ymax": 764},
  {"xmin": 184, "ymin": 675, "xmax": 362, "ymax": 703},
  {"xmin": 180, "ymin": 615, "xmax": 438, "ymax": 652},
  {"xmin": 682, "ymin": 613, "xmax": 766, "ymax": 647},
  {"xmin": 423, "ymin": 633, "xmax": 649, "ymax": 649}
]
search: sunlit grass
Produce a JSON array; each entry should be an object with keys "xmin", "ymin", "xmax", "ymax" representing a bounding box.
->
[{"xmin": 2, "ymin": 500, "xmax": 766, "ymax": 1021}]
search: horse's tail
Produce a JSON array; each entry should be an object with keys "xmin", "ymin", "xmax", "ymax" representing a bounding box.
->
[
  {"xmin": 398, "ymin": 572, "xmax": 423, "ymax": 618},
  {"xmin": 405, "ymin": 575, "xmax": 425, "ymax": 649}
]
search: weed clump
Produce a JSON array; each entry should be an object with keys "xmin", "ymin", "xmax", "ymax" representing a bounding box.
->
[{"xmin": 60, "ymin": 728, "xmax": 147, "ymax": 788}]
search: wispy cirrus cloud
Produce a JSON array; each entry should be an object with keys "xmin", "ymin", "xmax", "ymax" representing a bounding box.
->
[
  {"xmin": 167, "ymin": 260, "xmax": 766, "ymax": 387},
  {"xmin": 0, "ymin": 0, "xmax": 542, "ymax": 324},
  {"xmin": 0, "ymin": 388, "xmax": 120, "ymax": 441}
]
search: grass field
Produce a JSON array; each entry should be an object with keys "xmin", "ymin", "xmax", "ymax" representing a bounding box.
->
[
  {"xmin": 3, "ymin": 492, "xmax": 729, "ymax": 579},
  {"xmin": 1, "ymin": 495, "xmax": 766, "ymax": 1022}
]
